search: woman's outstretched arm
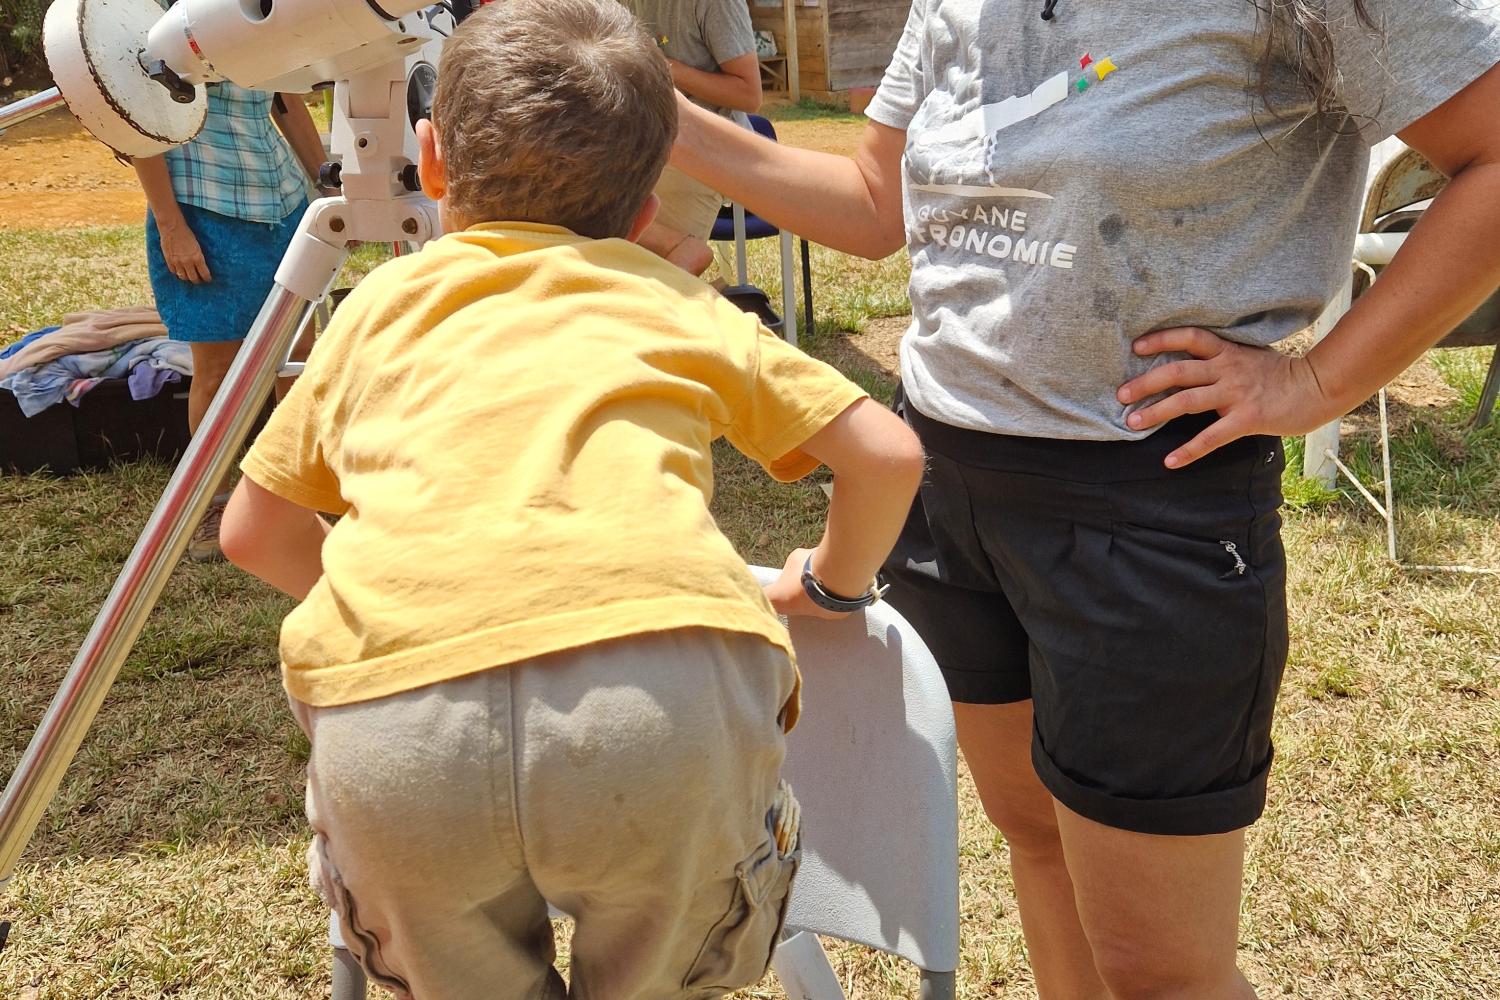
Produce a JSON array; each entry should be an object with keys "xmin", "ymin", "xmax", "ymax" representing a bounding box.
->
[{"xmin": 671, "ymin": 96, "xmax": 908, "ymax": 260}]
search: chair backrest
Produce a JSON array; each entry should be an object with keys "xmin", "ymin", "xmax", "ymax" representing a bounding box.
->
[
  {"xmin": 1359, "ymin": 140, "xmax": 1500, "ymax": 347},
  {"xmin": 1362, "ymin": 139, "xmax": 1444, "ymax": 231},
  {"xmin": 748, "ymin": 113, "xmax": 778, "ymax": 143},
  {"xmin": 750, "ymin": 566, "xmax": 961, "ymax": 975},
  {"xmin": 714, "ymin": 115, "xmax": 781, "ymax": 225}
]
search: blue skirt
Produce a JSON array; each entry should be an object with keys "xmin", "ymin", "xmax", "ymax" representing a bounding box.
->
[{"xmin": 146, "ymin": 200, "xmax": 306, "ymax": 343}]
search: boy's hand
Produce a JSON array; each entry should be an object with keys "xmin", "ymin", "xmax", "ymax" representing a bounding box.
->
[{"xmin": 763, "ymin": 548, "xmax": 852, "ymax": 621}]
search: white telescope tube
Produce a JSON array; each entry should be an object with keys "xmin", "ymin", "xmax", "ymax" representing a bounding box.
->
[{"xmin": 144, "ymin": 0, "xmax": 431, "ymax": 91}]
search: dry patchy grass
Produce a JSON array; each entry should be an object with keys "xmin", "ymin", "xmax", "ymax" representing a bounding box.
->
[{"xmin": 2, "ymin": 199, "xmax": 1498, "ymax": 998}]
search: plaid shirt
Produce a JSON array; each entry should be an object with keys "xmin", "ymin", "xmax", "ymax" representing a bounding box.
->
[{"xmin": 164, "ymin": 82, "xmax": 307, "ymax": 224}]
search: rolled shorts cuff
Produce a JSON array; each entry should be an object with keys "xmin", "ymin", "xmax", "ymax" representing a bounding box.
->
[
  {"xmin": 1031, "ymin": 740, "xmax": 1273, "ymax": 837},
  {"xmin": 939, "ymin": 664, "xmax": 1032, "ymax": 706}
]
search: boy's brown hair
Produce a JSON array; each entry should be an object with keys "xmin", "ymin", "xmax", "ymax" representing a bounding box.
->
[{"xmin": 431, "ymin": 0, "xmax": 678, "ymax": 239}]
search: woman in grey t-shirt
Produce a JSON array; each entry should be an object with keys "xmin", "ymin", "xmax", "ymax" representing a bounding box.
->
[{"xmin": 673, "ymin": 0, "xmax": 1500, "ymax": 995}]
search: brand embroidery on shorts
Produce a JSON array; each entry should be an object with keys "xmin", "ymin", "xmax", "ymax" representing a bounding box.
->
[{"xmin": 1219, "ymin": 540, "xmax": 1247, "ymax": 576}]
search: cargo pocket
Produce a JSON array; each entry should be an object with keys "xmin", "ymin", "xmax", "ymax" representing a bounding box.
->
[
  {"xmin": 682, "ymin": 816, "xmax": 800, "ymax": 995},
  {"xmin": 308, "ymin": 835, "xmax": 414, "ymax": 1000}
]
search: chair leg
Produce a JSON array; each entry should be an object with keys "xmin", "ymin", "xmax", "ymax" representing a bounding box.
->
[
  {"xmin": 1473, "ymin": 346, "xmax": 1500, "ymax": 429},
  {"xmin": 329, "ymin": 912, "xmax": 367, "ymax": 1000},
  {"xmin": 1302, "ymin": 279, "xmax": 1353, "ymax": 488},
  {"xmin": 778, "ymin": 229, "xmax": 798, "ymax": 346},
  {"xmin": 1378, "ymin": 386, "xmax": 1398, "ymax": 563},
  {"xmin": 800, "ymin": 238, "xmax": 814, "ymax": 336},
  {"xmin": 771, "ymin": 929, "xmax": 847, "ymax": 1000},
  {"xmin": 331, "ymin": 947, "xmax": 368, "ymax": 1000},
  {"xmin": 732, "ymin": 203, "xmax": 750, "ymax": 287},
  {"xmin": 920, "ymin": 970, "xmax": 957, "ymax": 1000}
]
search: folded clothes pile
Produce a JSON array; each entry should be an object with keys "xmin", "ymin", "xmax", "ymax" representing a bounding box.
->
[{"xmin": 0, "ymin": 306, "xmax": 193, "ymax": 418}]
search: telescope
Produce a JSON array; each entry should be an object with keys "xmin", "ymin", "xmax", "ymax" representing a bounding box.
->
[{"xmin": 0, "ymin": 0, "xmax": 461, "ymax": 952}]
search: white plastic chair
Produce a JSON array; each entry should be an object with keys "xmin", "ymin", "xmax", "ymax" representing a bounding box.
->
[
  {"xmin": 751, "ymin": 565, "xmax": 960, "ymax": 1000},
  {"xmin": 1302, "ymin": 139, "xmax": 1500, "ymax": 574},
  {"xmin": 329, "ymin": 565, "xmax": 961, "ymax": 999}
]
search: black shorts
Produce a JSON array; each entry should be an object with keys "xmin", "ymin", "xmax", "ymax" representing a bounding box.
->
[{"xmin": 882, "ymin": 389, "xmax": 1289, "ymax": 837}]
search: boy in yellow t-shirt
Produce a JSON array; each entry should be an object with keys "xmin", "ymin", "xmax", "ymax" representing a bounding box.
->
[{"xmin": 218, "ymin": 1, "xmax": 922, "ymax": 997}]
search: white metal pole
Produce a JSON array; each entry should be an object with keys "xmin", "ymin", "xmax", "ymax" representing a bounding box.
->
[
  {"xmin": 0, "ymin": 87, "xmax": 65, "ymax": 134},
  {"xmin": 0, "ymin": 277, "xmax": 324, "ymax": 887},
  {"xmin": 779, "ymin": 229, "xmax": 798, "ymax": 346},
  {"xmin": 1302, "ymin": 276, "xmax": 1353, "ymax": 488}
]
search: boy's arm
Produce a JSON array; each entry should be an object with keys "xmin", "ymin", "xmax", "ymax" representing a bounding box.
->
[
  {"xmin": 763, "ymin": 398, "xmax": 924, "ymax": 619},
  {"xmin": 220, "ymin": 477, "xmax": 332, "ymax": 600}
]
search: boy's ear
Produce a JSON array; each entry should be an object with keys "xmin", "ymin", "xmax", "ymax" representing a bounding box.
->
[
  {"xmin": 415, "ymin": 119, "xmax": 447, "ymax": 202},
  {"xmin": 626, "ymin": 193, "xmax": 661, "ymax": 243}
]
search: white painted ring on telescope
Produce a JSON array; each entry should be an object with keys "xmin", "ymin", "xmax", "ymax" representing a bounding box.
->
[{"xmin": 44, "ymin": 0, "xmax": 207, "ymax": 158}]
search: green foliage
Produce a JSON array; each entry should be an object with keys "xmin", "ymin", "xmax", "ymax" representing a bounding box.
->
[
  {"xmin": 2, "ymin": 0, "xmax": 49, "ymax": 62},
  {"xmin": 771, "ymin": 97, "xmax": 865, "ymax": 123}
]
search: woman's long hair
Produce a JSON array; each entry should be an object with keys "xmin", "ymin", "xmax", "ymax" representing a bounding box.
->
[{"xmin": 1252, "ymin": 0, "xmax": 1378, "ymax": 116}]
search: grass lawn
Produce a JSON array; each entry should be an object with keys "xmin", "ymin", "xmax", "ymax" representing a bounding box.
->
[{"xmin": 2, "ymin": 159, "xmax": 1498, "ymax": 996}]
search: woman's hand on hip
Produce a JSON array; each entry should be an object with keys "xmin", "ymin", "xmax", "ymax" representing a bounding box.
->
[
  {"xmin": 1118, "ymin": 326, "xmax": 1337, "ymax": 469},
  {"xmin": 157, "ymin": 216, "xmax": 212, "ymax": 284}
]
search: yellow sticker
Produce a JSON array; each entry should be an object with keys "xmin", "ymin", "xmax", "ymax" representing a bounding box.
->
[{"xmin": 1095, "ymin": 58, "xmax": 1119, "ymax": 80}]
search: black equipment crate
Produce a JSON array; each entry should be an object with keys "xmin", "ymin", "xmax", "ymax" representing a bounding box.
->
[{"xmin": 0, "ymin": 377, "xmax": 196, "ymax": 475}]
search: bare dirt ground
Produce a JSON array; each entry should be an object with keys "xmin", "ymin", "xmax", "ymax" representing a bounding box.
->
[
  {"xmin": 826, "ymin": 312, "xmax": 906, "ymax": 382},
  {"xmin": 0, "ymin": 107, "xmax": 864, "ymax": 232},
  {"xmin": 766, "ymin": 116, "xmax": 865, "ymax": 157},
  {"xmin": 0, "ymin": 113, "xmax": 144, "ymax": 229},
  {"xmin": 1280, "ymin": 328, "xmax": 1461, "ymax": 436}
]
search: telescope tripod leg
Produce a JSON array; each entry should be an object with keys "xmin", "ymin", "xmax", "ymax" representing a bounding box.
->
[{"xmin": 0, "ymin": 206, "xmax": 348, "ymax": 926}]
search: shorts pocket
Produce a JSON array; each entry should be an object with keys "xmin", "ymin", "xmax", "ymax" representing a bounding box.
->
[
  {"xmin": 309, "ymin": 835, "xmax": 414, "ymax": 1000},
  {"xmin": 1111, "ymin": 521, "xmax": 1260, "ymax": 582},
  {"xmin": 682, "ymin": 825, "xmax": 800, "ymax": 995}
]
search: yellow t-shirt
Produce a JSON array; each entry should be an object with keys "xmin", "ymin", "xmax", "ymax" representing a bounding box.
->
[{"xmin": 241, "ymin": 222, "xmax": 867, "ymax": 715}]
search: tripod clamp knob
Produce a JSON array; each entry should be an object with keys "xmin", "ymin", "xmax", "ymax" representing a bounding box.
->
[{"xmin": 143, "ymin": 59, "xmax": 196, "ymax": 104}]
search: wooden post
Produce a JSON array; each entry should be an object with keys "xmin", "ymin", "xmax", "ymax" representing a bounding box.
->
[{"xmin": 783, "ymin": 0, "xmax": 800, "ymax": 102}]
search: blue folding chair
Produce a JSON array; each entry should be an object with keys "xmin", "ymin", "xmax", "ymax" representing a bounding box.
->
[{"xmin": 710, "ymin": 114, "xmax": 815, "ymax": 347}]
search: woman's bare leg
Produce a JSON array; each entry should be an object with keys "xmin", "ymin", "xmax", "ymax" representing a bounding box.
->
[
  {"xmin": 187, "ymin": 339, "xmax": 243, "ymax": 494},
  {"xmin": 955, "ymin": 701, "xmax": 1108, "ymax": 1000},
  {"xmin": 186, "ymin": 339, "xmax": 242, "ymax": 433},
  {"xmin": 1054, "ymin": 802, "xmax": 1257, "ymax": 1000}
]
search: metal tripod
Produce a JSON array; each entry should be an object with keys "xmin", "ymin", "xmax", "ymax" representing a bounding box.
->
[{"xmin": 0, "ymin": 48, "xmax": 442, "ymax": 956}]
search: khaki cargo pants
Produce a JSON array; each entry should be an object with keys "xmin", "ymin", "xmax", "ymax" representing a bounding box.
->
[
  {"xmin": 653, "ymin": 165, "xmax": 728, "ymax": 241},
  {"xmin": 291, "ymin": 628, "xmax": 800, "ymax": 1000}
]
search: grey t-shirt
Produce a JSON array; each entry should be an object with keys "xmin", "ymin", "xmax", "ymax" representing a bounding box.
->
[
  {"xmin": 866, "ymin": 0, "xmax": 1500, "ymax": 440},
  {"xmin": 628, "ymin": 0, "xmax": 757, "ymax": 119}
]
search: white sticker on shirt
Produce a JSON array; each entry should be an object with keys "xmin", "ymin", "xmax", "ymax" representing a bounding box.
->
[
  {"xmin": 910, "ymin": 183, "xmax": 1054, "ymax": 200},
  {"xmin": 918, "ymin": 70, "xmax": 1070, "ymax": 145},
  {"xmin": 905, "ymin": 52, "xmax": 1124, "ymax": 273}
]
